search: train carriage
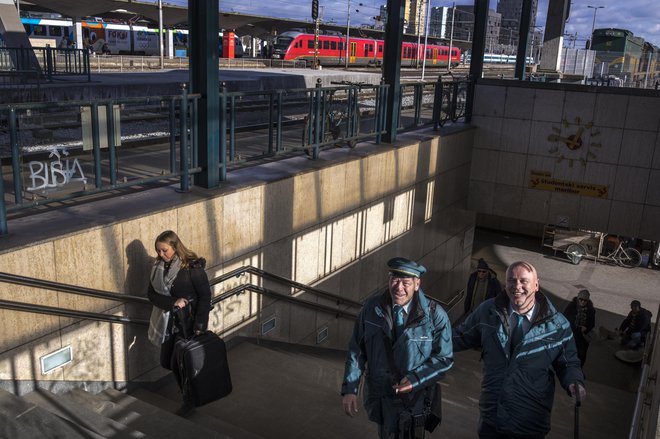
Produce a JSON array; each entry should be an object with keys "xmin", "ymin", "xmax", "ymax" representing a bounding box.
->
[{"xmin": 271, "ymin": 30, "xmax": 460, "ymax": 68}]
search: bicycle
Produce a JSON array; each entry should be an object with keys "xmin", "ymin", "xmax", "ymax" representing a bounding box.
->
[
  {"xmin": 565, "ymin": 235, "xmax": 642, "ymax": 268},
  {"xmin": 435, "ymin": 74, "xmax": 468, "ymax": 127},
  {"xmin": 302, "ymin": 81, "xmax": 364, "ymax": 154}
]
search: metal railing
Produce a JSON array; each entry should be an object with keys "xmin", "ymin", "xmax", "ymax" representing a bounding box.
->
[
  {"xmin": 0, "ymin": 265, "xmax": 465, "ymax": 328},
  {"xmin": 628, "ymin": 302, "xmax": 660, "ymax": 438},
  {"xmin": 0, "ymin": 76, "xmax": 473, "ymax": 235},
  {"xmin": 0, "ymin": 86, "xmax": 201, "ymax": 235},
  {"xmin": 0, "ymin": 46, "xmax": 90, "ymax": 81}
]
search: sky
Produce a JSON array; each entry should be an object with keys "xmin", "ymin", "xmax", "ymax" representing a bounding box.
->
[{"xmin": 161, "ymin": 0, "xmax": 660, "ymax": 47}]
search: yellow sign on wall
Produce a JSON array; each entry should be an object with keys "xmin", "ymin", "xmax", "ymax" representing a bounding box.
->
[{"xmin": 529, "ymin": 171, "xmax": 608, "ymax": 198}]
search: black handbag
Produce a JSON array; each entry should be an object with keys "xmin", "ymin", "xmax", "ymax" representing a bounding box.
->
[
  {"xmin": 423, "ymin": 382, "xmax": 442, "ymax": 433},
  {"xmin": 172, "ymin": 303, "xmax": 194, "ymax": 339}
]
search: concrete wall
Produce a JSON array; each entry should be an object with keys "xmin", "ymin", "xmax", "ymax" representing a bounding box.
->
[
  {"xmin": 469, "ymin": 79, "xmax": 660, "ymax": 240},
  {"xmin": 0, "ymin": 128, "xmax": 475, "ymax": 391}
]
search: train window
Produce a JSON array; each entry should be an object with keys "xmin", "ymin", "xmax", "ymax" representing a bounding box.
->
[
  {"xmin": 308, "ymin": 40, "xmax": 314, "ymax": 49},
  {"xmin": 33, "ymin": 25, "xmax": 47, "ymax": 36},
  {"xmin": 339, "ymin": 42, "xmax": 343, "ymax": 50},
  {"xmin": 369, "ymin": 44, "xmax": 374, "ymax": 51},
  {"xmin": 49, "ymin": 26, "xmax": 63, "ymax": 37},
  {"xmin": 378, "ymin": 45, "xmax": 383, "ymax": 53},
  {"xmin": 331, "ymin": 41, "xmax": 336, "ymax": 50},
  {"xmin": 323, "ymin": 41, "xmax": 329, "ymax": 50}
]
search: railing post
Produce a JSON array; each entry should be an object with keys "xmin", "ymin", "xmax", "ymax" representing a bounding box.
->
[
  {"xmin": 179, "ymin": 83, "xmax": 190, "ymax": 192},
  {"xmin": 106, "ymin": 102, "xmax": 118, "ymax": 186},
  {"xmin": 375, "ymin": 79, "xmax": 384, "ymax": 144},
  {"xmin": 432, "ymin": 75, "xmax": 442, "ymax": 130},
  {"xmin": 268, "ymin": 92, "xmax": 274, "ymax": 154},
  {"xmin": 312, "ymin": 78, "xmax": 323, "ymax": 159},
  {"xmin": 0, "ymin": 152, "xmax": 7, "ymax": 235},
  {"xmin": 465, "ymin": 74, "xmax": 475, "ymax": 124},
  {"xmin": 84, "ymin": 48, "xmax": 91, "ymax": 82},
  {"xmin": 276, "ymin": 90, "xmax": 283, "ymax": 152},
  {"xmin": 91, "ymin": 103, "xmax": 103, "ymax": 189},
  {"xmin": 45, "ymin": 45, "xmax": 53, "ymax": 82},
  {"xmin": 413, "ymin": 83, "xmax": 422, "ymax": 126},
  {"xmin": 229, "ymin": 95, "xmax": 236, "ymax": 162},
  {"xmin": 219, "ymin": 81, "xmax": 227, "ymax": 181},
  {"xmin": 9, "ymin": 108, "xmax": 22, "ymax": 204},
  {"xmin": 169, "ymin": 98, "xmax": 176, "ymax": 173}
]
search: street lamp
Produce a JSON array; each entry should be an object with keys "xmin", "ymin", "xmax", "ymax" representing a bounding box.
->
[{"xmin": 587, "ymin": 5, "xmax": 604, "ymax": 49}]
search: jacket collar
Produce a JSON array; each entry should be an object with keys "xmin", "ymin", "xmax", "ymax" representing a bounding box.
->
[{"xmin": 493, "ymin": 290, "xmax": 553, "ymax": 325}]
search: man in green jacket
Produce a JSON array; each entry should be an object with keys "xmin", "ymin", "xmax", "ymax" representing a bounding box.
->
[
  {"xmin": 453, "ymin": 260, "xmax": 586, "ymax": 438},
  {"xmin": 341, "ymin": 257, "xmax": 453, "ymax": 438}
]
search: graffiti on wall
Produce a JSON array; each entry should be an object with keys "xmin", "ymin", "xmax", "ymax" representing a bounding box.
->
[{"xmin": 27, "ymin": 147, "xmax": 87, "ymax": 191}]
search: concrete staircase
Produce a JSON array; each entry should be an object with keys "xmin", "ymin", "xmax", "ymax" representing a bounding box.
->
[{"xmin": 0, "ymin": 336, "xmax": 639, "ymax": 438}]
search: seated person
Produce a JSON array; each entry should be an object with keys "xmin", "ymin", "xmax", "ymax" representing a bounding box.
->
[{"xmin": 620, "ymin": 300, "xmax": 652, "ymax": 349}]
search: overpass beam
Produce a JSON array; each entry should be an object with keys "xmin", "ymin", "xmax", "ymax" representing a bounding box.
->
[{"xmin": 189, "ymin": 0, "xmax": 221, "ymax": 187}]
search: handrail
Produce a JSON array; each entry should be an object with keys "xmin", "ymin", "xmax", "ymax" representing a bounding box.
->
[
  {"xmin": 0, "ymin": 266, "xmax": 463, "ymax": 327},
  {"xmin": 628, "ymin": 301, "xmax": 660, "ymax": 438},
  {"xmin": 209, "ymin": 265, "xmax": 363, "ymax": 308},
  {"xmin": 212, "ymin": 283, "xmax": 359, "ymax": 320},
  {"xmin": 0, "ymin": 298, "xmax": 148, "ymax": 325},
  {"xmin": 0, "ymin": 271, "xmax": 149, "ymax": 304}
]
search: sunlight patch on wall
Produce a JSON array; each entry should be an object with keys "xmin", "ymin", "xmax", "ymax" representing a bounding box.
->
[{"xmin": 425, "ymin": 180, "xmax": 435, "ymax": 223}]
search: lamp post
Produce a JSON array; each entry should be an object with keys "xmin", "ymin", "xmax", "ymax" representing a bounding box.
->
[
  {"xmin": 587, "ymin": 5, "xmax": 604, "ymax": 49},
  {"xmin": 585, "ymin": 5, "xmax": 603, "ymax": 80},
  {"xmin": 345, "ymin": 0, "xmax": 351, "ymax": 68}
]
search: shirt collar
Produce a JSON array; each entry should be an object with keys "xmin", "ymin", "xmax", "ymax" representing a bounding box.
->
[{"xmin": 510, "ymin": 303, "xmax": 536, "ymax": 322}]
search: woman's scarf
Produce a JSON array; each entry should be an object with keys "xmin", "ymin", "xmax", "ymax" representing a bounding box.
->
[{"xmin": 147, "ymin": 257, "xmax": 182, "ymax": 346}]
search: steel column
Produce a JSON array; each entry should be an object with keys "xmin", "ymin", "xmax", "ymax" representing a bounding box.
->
[
  {"xmin": 515, "ymin": 0, "xmax": 533, "ymax": 79},
  {"xmin": 189, "ymin": 0, "xmax": 220, "ymax": 187},
  {"xmin": 383, "ymin": 0, "xmax": 405, "ymax": 143}
]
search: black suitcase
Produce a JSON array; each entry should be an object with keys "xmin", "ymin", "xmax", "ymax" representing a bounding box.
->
[{"xmin": 172, "ymin": 332, "xmax": 232, "ymax": 407}]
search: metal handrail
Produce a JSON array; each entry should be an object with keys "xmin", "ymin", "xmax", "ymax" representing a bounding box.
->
[
  {"xmin": 0, "ymin": 266, "xmax": 465, "ymax": 326},
  {"xmin": 0, "ymin": 298, "xmax": 148, "ymax": 325},
  {"xmin": 209, "ymin": 265, "xmax": 363, "ymax": 308},
  {"xmin": 0, "ymin": 271, "xmax": 149, "ymax": 304},
  {"xmin": 628, "ymin": 301, "xmax": 660, "ymax": 438}
]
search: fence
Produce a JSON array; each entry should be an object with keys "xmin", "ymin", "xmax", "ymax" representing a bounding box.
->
[
  {"xmin": 0, "ymin": 76, "xmax": 472, "ymax": 235},
  {"xmin": 0, "ymin": 46, "xmax": 90, "ymax": 81}
]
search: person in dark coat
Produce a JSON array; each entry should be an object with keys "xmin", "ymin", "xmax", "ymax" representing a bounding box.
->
[
  {"xmin": 464, "ymin": 258, "xmax": 502, "ymax": 314},
  {"xmin": 147, "ymin": 230, "xmax": 212, "ymax": 416},
  {"xmin": 620, "ymin": 300, "xmax": 652, "ymax": 349},
  {"xmin": 342, "ymin": 257, "xmax": 453, "ymax": 438},
  {"xmin": 453, "ymin": 260, "xmax": 585, "ymax": 438},
  {"xmin": 563, "ymin": 289, "xmax": 596, "ymax": 368}
]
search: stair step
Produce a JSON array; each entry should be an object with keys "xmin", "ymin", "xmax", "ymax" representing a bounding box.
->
[
  {"xmin": 65, "ymin": 387, "xmax": 223, "ymax": 439},
  {"xmin": 23, "ymin": 388, "xmax": 152, "ymax": 439},
  {"xmin": 150, "ymin": 340, "xmax": 378, "ymax": 438},
  {"xmin": 130, "ymin": 388, "xmax": 264, "ymax": 439},
  {"xmin": 0, "ymin": 388, "xmax": 103, "ymax": 439}
]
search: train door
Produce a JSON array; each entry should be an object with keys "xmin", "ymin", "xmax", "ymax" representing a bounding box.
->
[
  {"xmin": 433, "ymin": 48, "xmax": 438, "ymax": 65},
  {"xmin": 349, "ymin": 42, "xmax": 357, "ymax": 64}
]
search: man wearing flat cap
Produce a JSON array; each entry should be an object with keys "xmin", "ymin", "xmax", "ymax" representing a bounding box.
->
[
  {"xmin": 464, "ymin": 258, "xmax": 502, "ymax": 314},
  {"xmin": 341, "ymin": 257, "xmax": 453, "ymax": 438},
  {"xmin": 563, "ymin": 289, "xmax": 596, "ymax": 367}
]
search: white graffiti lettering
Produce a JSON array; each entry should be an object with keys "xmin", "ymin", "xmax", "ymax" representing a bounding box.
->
[{"xmin": 27, "ymin": 147, "xmax": 87, "ymax": 191}]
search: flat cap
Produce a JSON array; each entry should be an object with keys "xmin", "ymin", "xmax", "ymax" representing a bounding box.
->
[
  {"xmin": 577, "ymin": 289, "xmax": 590, "ymax": 300},
  {"xmin": 387, "ymin": 257, "xmax": 427, "ymax": 278}
]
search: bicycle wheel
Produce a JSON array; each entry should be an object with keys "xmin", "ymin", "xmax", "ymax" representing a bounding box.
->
[
  {"xmin": 347, "ymin": 107, "xmax": 361, "ymax": 148},
  {"xmin": 618, "ymin": 247, "xmax": 642, "ymax": 268},
  {"xmin": 565, "ymin": 244, "xmax": 587, "ymax": 265},
  {"xmin": 438, "ymin": 90, "xmax": 451, "ymax": 127},
  {"xmin": 578, "ymin": 237, "xmax": 599, "ymax": 256}
]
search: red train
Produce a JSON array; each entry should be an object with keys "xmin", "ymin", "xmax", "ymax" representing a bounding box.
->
[{"xmin": 271, "ymin": 30, "xmax": 461, "ymax": 68}]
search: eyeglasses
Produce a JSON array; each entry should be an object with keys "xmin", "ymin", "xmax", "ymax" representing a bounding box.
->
[
  {"xmin": 578, "ymin": 298, "xmax": 588, "ymax": 302},
  {"xmin": 477, "ymin": 269, "xmax": 487, "ymax": 274},
  {"xmin": 389, "ymin": 277, "xmax": 414, "ymax": 287}
]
